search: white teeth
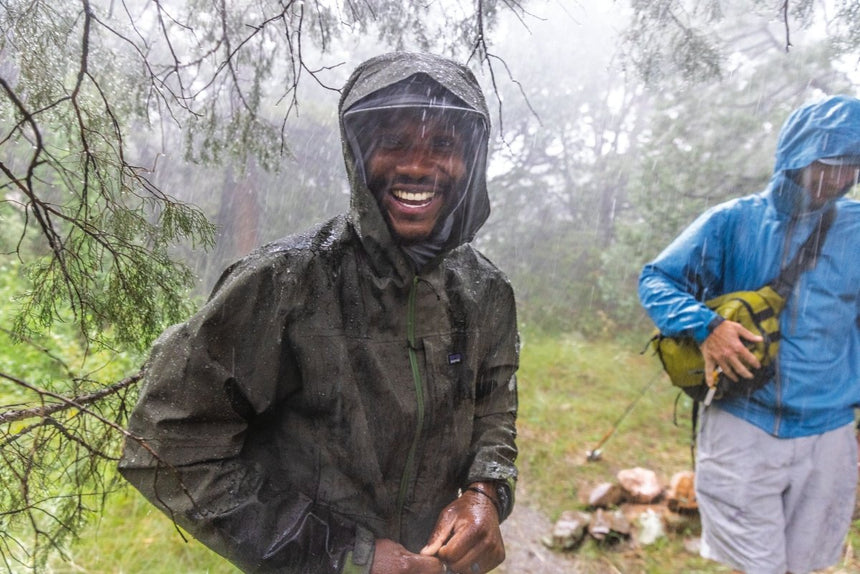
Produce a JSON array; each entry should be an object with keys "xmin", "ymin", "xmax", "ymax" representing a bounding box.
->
[{"xmin": 392, "ymin": 189, "xmax": 434, "ymax": 203}]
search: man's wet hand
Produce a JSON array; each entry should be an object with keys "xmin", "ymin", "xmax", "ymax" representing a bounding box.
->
[
  {"xmin": 700, "ymin": 319, "xmax": 763, "ymax": 383},
  {"xmin": 419, "ymin": 482, "xmax": 504, "ymax": 574},
  {"xmin": 371, "ymin": 539, "xmax": 446, "ymax": 574}
]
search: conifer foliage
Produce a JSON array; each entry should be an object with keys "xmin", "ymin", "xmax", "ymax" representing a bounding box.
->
[{"xmin": 0, "ymin": 1, "xmax": 524, "ymax": 570}]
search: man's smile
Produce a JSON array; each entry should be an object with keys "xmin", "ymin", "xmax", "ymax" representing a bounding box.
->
[{"xmin": 392, "ymin": 188, "xmax": 437, "ymax": 206}]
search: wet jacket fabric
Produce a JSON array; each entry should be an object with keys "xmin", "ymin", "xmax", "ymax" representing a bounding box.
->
[
  {"xmin": 639, "ymin": 95, "xmax": 860, "ymax": 439},
  {"xmin": 119, "ymin": 52, "xmax": 519, "ymax": 574}
]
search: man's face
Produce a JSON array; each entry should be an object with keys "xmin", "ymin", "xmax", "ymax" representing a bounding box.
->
[
  {"xmin": 801, "ymin": 161, "xmax": 860, "ymax": 208},
  {"xmin": 365, "ymin": 110, "xmax": 469, "ymax": 244}
]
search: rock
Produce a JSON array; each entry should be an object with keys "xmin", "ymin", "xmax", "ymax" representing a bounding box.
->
[
  {"xmin": 662, "ymin": 505, "xmax": 700, "ymax": 534},
  {"xmin": 608, "ymin": 508, "xmax": 632, "ymax": 536},
  {"xmin": 619, "ymin": 502, "xmax": 666, "ymax": 534},
  {"xmin": 549, "ymin": 510, "xmax": 590, "ymax": 550},
  {"xmin": 617, "ymin": 467, "xmax": 663, "ymax": 504},
  {"xmin": 588, "ymin": 482, "xmax": 624, "ymax": 508},
  {"xmin": 666, "ymin": 470, "xmax": 698, "ymax": 512},
  {"xmin": 588, "ymin": 508, "xmax": 612, "ymax": 540},
  {"xmin": 636, "ymin": 508, "xmax": 665, "ymax": 546},
  {"xmin": 586, "ymin": 508, "xmax": 632, "ymax": 542}
]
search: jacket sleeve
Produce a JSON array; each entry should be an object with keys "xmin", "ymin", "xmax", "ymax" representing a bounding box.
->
[
  {"xmin": 638, "ymin": 208, "xmax": 728, "ymax": 344},
  {"xmin": 466, "ymin": 277, "xmax": 519, "ymax": 521},
  {"xmin": 118, "ymin": 261, "xmax": 373, "ymax": 574}
]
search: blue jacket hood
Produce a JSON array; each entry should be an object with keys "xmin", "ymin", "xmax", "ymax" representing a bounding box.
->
[{"xmin": 770, "ymin": 95, "xmax": 860, "ymax": 214}]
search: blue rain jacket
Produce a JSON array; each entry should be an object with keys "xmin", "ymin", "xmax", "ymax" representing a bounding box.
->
[{"xmin": 639, "ymin": 95, "xmax": 860, "ymax": 438}]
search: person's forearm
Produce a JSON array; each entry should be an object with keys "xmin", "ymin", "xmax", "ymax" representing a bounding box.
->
[
  {"xmin": 639, "ymin": 266, "xmax": 718, "ymax": 343},
  {"xmin": 467, "ymin": 409, "xmax": 517, "ymax": 522}
]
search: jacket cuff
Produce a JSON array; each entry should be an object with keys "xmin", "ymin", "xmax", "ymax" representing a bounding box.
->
[
  {"xmin": 694, "ymin": 312, "xmax": 723, "ymax": 344},
  {"xmin": 341, "ymin": 525, "xmax": 375, "ymax": 574},
  {"xmin": 494, "ymin": 478, "xmax": 515, "ymax": 522},
  {"xmin": 704, "ymin": 315, "xmax": 725, "ymax": 337}
]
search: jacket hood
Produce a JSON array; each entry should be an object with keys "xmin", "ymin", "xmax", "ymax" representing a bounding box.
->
[
  {"xmin": 339, "ymin": 52, "xmax": 491, "ymax": 274},
  {"xmin": 770, "ymin": 95, "xmax": 860, "ymax": 214}
]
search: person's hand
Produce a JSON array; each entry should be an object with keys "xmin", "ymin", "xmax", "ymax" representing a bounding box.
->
[
  {"xmin": 700, "ymin": 320, "xmax": 763, "ymax": 385},
  {"xmin": 371, "ymin": 538, "xmax": 446, "ymax": 574},
  {"xmin": 419, "ymin": 483, "xmax": 504, "ymax": 574}
]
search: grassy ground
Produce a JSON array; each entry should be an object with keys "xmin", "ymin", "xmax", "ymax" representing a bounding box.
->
[
  {"xmin": 513, "ymin": 330, "xmax": 860, "ymax": 573},
  {"xmin": 514, "ymin": 330, "xmax": 725, "ymax": 573},
  {"xmin": 50, "ymin": 330, "xmax": 860, "ymax": 573}
]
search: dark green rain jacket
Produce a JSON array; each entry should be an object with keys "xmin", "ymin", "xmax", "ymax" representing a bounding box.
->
[{"xmin": 119, "ymin": 52, "xmax": 519, "ymax": 574}]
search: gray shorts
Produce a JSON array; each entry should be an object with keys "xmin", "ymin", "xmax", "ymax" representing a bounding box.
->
[{"xmin": 695, "ymin": 406, "xmax": 857, "ymax": 574}]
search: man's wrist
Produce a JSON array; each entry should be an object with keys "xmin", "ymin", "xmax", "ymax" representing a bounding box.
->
[
  {"xmin": 465, "ymin": 480, "xmax": 512, "ymax": 522},
  {"xmin": 707, "ymin": 315, "xmax": 725, "ymax": 334}
]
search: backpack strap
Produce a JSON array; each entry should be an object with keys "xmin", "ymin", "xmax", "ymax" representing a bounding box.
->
[
  {"xmin": 769, "ymin": 207, "xmax": 835, "ymax": 299},
  {"xmin": 687, "ymin": 208, "xmax": 835, "ymax": 470}
]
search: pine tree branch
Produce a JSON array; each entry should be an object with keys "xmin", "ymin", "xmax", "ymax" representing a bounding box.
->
[{"xmin": 0, "ymin": 372, "xmax": 142, "ymax": 426}]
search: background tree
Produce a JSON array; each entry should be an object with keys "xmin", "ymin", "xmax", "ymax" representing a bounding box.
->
[
  {"xmin": 476, "ymin": 2, "xmax": 651, "ymax": 334},
  {"xmin": 608, "ymin": 0, "xmax": 858, "ymax": 326},
  {"xmin": 478, "ymin": 0, "xmax": 859, "ymax": 336},
  {"xmin": 621, "ymin": 0, "xmax": 860, "ymax": 83}
]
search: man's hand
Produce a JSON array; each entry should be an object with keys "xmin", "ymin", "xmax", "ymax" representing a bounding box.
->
[
  {"xmin": 700, "ymin": 320, "xmax": 763, "ymax": 384},
  {"xmin": 419, "ymin": 482, "xmax": 504, "ymax": 574},
  {"xmin": 371, "ymin": 539, "xmax": 446, "ymax": 574}
]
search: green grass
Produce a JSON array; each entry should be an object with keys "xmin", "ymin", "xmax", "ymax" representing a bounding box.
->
[
  {"xmin": 516, "ymin": 330, "xmax": 696, "ymax": 509},
  {"xmin": 515, "ymin": 331, "xmax": 724, "ymax": 573},
  {"xmin": 47, "ymin": 489, "xmax": 238, "ymax": 574},
  {"xmin": 42, "ymin": 330, "xmax": 860, "ymax": 572},
  {"xmin": 513, "ymin": 330, "xmax": 860, "ymax": 573}
]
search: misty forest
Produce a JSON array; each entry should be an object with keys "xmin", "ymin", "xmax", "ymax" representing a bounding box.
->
[{"xmin": 2, "ymin": 0, "xmax": 860, "ymax": 572}]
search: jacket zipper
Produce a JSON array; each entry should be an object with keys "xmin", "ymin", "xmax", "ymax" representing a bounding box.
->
[
  {"xmin": 772, "ymin": 217, "xmax": 799, "ymax": 436},
  {"xmin": 396, "ymin": 275, "xmax": 426, "ymax": 539}
]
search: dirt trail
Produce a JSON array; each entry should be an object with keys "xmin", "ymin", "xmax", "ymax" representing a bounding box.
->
[
  {"xmin": 494, "ymin": 481, "xmax": 860, "ymax": 574},
  {"xmin": 495, "ymin": 501, "xmax": 581, "ymax": 573}
]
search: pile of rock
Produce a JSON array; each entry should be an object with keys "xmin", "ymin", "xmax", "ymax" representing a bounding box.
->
[{"xmin": 544, "ymin": 468, "xmax": 698, "ymax": 552}]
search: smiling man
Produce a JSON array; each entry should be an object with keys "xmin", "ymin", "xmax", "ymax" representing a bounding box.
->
[
  {"xmin": 119, "ymin": 52, "xmax": 518, "ymax": 574},
  {"xmin": 342, "ymin": 72, "xmax": 491, "ymax": 267}
]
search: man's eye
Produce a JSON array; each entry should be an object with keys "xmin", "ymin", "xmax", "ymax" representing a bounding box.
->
[
  {"xmin": 378, "ymin": 134, "xmax": 405, "ymax": 150},
  {"xmin": 431, "ymin": 137, "xmax": 459, "ymax": 152}
]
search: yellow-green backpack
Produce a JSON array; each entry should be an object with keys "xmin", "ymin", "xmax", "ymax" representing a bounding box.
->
[
  {"xmin": 650, "ymin": 285, "xmax": 784, "ymax": 402},
  {"xmin": 648, "ymin": 209, "xmax": 834, "ymax": 403}
]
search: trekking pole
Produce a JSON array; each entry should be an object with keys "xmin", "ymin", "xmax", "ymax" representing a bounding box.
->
[{"xmin": 585, "ymin": 370, "xmax": 663, "ymax": 462}]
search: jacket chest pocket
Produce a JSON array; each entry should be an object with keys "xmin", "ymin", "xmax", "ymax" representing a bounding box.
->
[{"xmin": 422, "ymin": 334, "xmax": 476, "ymax": 414}]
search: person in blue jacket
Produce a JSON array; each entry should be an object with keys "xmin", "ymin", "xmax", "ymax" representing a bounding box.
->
[{"xmin": 639, "ymin": 95, "xmax": 860, "ymax": 574}]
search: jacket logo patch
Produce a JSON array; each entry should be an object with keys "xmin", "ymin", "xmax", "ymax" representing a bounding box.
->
[{"xmin": 448, "ymin": 353, "xmax": 462, "ymax": 365}]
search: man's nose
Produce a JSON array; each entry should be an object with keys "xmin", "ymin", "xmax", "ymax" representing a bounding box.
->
[{"xmin": 397, "ymin": 144, "xmax": 436, "ymax": 175}]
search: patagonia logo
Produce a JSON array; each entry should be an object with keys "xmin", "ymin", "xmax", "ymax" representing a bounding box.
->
[{"xmin": 448, "ymin": 353, "xmax": 463, "ymax": 365}]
